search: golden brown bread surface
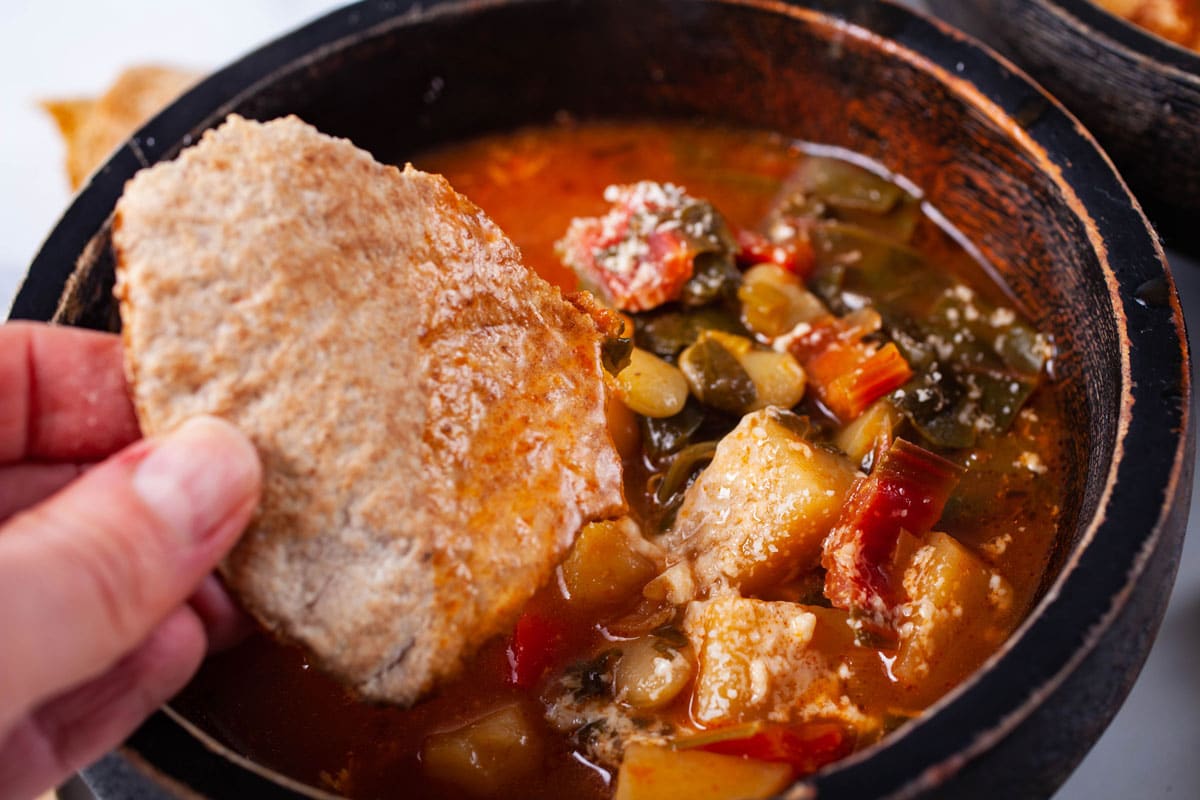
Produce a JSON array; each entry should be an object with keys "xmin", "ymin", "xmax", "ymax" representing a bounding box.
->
[
  {"xmin": 113, "ymin": 115, "xmax": 625, "ymax": 704},
  {"xmin": 43, "ymin": 65, "xmax": 196, "ymax": 189},
  {"xmin": 1093, "ymin": 0, "xmax": 1200, "ymax": 50}
]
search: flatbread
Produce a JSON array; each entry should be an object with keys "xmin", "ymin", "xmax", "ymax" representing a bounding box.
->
[
  {"xmin": 1092, "ymin": 0, "xmax": 1200, "ymax": 49},
  {"xmin": 113, "ymin": 115, "xmax": 626, "ymax": 704},
  {"xmin": 43, "ymin": 65, "xmax": 197, "ymax": 190}
]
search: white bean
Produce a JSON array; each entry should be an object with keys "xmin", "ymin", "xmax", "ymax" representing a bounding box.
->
[
  {"xmin": 614, "ymin": 636, "xmax": 694, "ymax": 710},
  {"xmin": 616, "ymin": 347, "xmax": 689, "ymax": 418},
  {"xmin": 741, "ymin": 349, "xmax": 807, "ymax": 410},
  {"xmin": 738, "ymin": 263, "xmax": 827, "ymax": 338}
]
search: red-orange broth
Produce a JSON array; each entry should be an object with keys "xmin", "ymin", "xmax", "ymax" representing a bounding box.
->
[{"xmin": 175, "ymin": 120, "xmax": 1069, "ymax": 800}]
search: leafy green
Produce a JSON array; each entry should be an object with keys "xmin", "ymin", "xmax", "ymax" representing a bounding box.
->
[
  {"xmin": 770, "ymin": 156, "xmax": 921, "ymax": 243},
  {"xmin": 634, "ymin": 305, "xmax": 748, "ymax": 359},
  {"xmin": 681, "ymin": 250, "xmax": 741, "ymax": 307},
  {"xmin": 645, "ymin": 440, "xmax": 720, "ymax": 534},
  {"xmin": 799, "ymin": 156, "xmax": 904, "ymax": 215},
  {"xmin": 573, "ymin": 719, "xmax": 608, "ymax": 747},
  {"xmin": 802, "ymin": 222, "xmax": 1048, "ymax": 449},
  {"xmin": 678, "ymin": 337, "xmax": 756, "ymax": 414},
  {"xmin": 892, "ymin": 373, "xmax": 977, "ymax": 450},
  {"xmin": 670, "ymin": 200, "xmax": 741, "ymax": 308},
  {"xmin": 650, "ymin": 624, "xmax": 689, "ymax": 650},
  {"xmin": 565, "ymin": 649, "xmax": 621, "ymax": 702},
  {"xmin": 654, "ymin": 441, "xmax": 719, "ymax": 505},
  {"xmin": 850, "ymin": 608, "xmax": 899, "ymax": 650},
  {"xmin": 887, "ymin": 287, "xmax": 1047, "ymax": 447},
  {"xmin": 601, "ymin": 336, "xmax": 633, "ymax": 375},
  {"xmin": 809, "ymin": 222, "xmax": 929, "ymax": 312},
  {"xmin": 641, "ymin": 400, "xmax": 706, "ymax": 460},
  {"xmin": 766, "ymin": 407, "xmax": 813, "ymax": 439}
]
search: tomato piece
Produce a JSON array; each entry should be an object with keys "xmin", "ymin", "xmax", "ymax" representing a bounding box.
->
[
  {"xmin": 784, "ymin": 315, "xmax": 842, "ymax": 363},
  {"xmin": 557, "ymin": 182, "xmax": 734, "ymax": 312},
  {"xmin": 505, "ymin": 610, "xmax": 569, "ymax": 688},
  {"xmin": 639, "ymin": 227, "xmax": 696, "ymax": 305},
  {"xmin": 822, "ymin": 438, "xmax": 963, "ymax": 614},
  {"xmin": 569, "ymin": 222, "xmax": 694, "ymax": 312},
  {"xmin": 692, "ymin": 722, "xmax": 852, "ymax": 776},
  {"xmin": 735, "ymin": 228, "xmax": 815, "ymax": 276}
]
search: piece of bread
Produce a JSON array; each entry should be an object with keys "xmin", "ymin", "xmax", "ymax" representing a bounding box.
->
[
  {"xmin": 113, "ymin": 115, "xmax": 626, "ymax": 704},
  {"xmin": 42, "ymin": 65, "xmax": 197, "ymax": 190},
  {"xmin": 1092, "ymin": 0, "xmax": 1200, "ymax": 50}
]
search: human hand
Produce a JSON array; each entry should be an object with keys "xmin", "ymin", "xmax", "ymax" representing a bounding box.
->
[{"xmin": 0, "ymin": 322, "xmax": 262, "ymax": 799}]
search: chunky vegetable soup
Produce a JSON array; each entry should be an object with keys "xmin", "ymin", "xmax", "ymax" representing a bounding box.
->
[{"xmin": 176, "ymin": 121, "xmax": 1070, "ymax": 800}]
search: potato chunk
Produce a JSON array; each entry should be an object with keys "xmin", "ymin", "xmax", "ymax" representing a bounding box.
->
[
  {"xmin": 561, "ymin": 518, "xmax": 661, "ymax": 609},
  {"xmin": 834, "ymin": 398, "xmax": 901, "ymax": 465},
  {"xmin": 662, "ymin": 409, "xmax": 857, "ymax": 595},
  {"xmin": 614, "ymin": 743, "xmax": 792, "ymax": 800},
  {"xmin": 421, "ymin": 704, "xmax": 544, "ymax": 795},
  {"xmin": 683, "ymin": 596, "xmax": 839, "ymax": 726},
  {"xmin": 892, "ymin": 532, "xmax": 1015, "ymax": 705}
]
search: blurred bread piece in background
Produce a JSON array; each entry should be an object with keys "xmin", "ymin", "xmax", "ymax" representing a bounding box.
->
[
  {"xmin": 42, "ymin": 65, "xmax": 197, "ymax": 190},
  {"xmin": 1092, "ymin": 0, "xmax": 1200, "ymax": 51}
]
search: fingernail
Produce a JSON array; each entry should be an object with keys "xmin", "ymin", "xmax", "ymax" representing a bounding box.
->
[{"xmin": 132, "ymin": 416, "xmax": 261, "ymax": 543}]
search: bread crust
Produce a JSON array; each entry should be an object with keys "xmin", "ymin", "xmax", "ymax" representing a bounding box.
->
[
  {"xmin": 43, "ymin": 65, "xmax": 196, "ymax": 189},
  {"xmin": 114, "ymin": 115, "xmax": 625, "ymax": 704}
]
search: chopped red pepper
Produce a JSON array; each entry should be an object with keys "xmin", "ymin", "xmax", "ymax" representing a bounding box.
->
[
  {"xmin": 822, "ymin": 438, "xmax": 963, "ymax": 615},
  {"xmin": 735, "ymin": 228, "xmax": 815, "ymax": 277},
  {"xmin": 787, "ymin": 311, "xmax": 910, "ymax": 422},
  {"xmin": 694, "ymin": 722, "xmax": 852, "ymax": 776},
  {"xmin": 825, "ymin": 343, "xmax": 914, "ymax": 422},
  {"xmin": 505, "ymin": 610, "xmax": 569, "ymax": 688}
]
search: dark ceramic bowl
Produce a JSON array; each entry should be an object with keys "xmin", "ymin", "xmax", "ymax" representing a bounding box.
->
[
  {"xmin": 8, "ymin": 0, "xmax": 1193, "ymax": 798},
  {"xmin": 927, "ymin": 0, "xmax": 1200, "ymax": 254}
]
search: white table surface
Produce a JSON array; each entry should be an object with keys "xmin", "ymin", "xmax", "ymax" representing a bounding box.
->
[{"xmin": 2, "ymin": 2, "xmax": 1196, "ymax": 798}]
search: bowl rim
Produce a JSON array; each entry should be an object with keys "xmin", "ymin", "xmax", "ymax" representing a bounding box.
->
[
  {"xmin": 12, "ymin": 0, "xmax": 1192, "ymax": 797},
  {"xmin": 1035, "ymin": 0, "xmax": 1200, "ymax": 79}
]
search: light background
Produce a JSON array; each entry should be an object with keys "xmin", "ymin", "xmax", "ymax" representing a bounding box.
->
[{"xmin": 1, "ymin": 1, "xmax": 1197, "ymax": 798}]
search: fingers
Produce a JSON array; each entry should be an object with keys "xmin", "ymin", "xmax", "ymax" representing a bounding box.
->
[
  {"xmin": 0, "ymin": 416, "xmax": 261, "ymax": 733},
  {"xmin": 0, "ymin": 462, "xmax": 85, "ymax": 522},
  {"xmin": 0, "ymin": 322, "xmax": 140, "ymax": 464},
  {"xmin": 188, "ymin": 575, "xmax": 255, "ymax": 653},
  {"xmin": 0, "ymin": 606, "xmax": 206, "ymax": 800}
]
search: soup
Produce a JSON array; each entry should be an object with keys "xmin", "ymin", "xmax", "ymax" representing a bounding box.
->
[{"xmin": 175, "ymin": 120, "xmax": 1069, "ymax": 800}]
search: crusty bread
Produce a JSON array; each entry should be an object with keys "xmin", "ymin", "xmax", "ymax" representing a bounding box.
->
[
  {"xmin": 113, "ymin": 115, "xmax": 625, "ymax": 704},
  {"xmin": 1093, "ymin": 0, "xmax": 1200, "ymax": 49},
  {"xmin": 43, "ymin": 65, "xmax": 196, "ymax": 189}
]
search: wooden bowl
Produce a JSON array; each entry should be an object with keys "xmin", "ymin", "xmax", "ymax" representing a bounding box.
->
[
  {"xmin": 927, "ymin": 0, "xmax": 1200, "ymax": 253},
  {"xmin": 9, "ymin": 0, "xmax": 1192, "ymax": 797}
]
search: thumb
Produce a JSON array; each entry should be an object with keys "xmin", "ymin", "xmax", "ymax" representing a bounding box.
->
[{"xmin": 0, "ymin": 416, "xmax": 260, "ymax": 733}]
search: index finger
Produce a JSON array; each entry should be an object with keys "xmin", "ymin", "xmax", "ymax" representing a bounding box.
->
[{"xmin": 0, "ymin": 322, "xmax": 141, "ymax": 463}]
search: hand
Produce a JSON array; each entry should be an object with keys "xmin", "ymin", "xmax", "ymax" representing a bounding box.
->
[{"xmin": 0, "ymin": 322, "xmax": 262, "ymax": 799}]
